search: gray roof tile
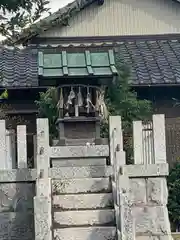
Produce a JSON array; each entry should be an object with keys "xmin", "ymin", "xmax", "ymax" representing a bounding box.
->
[
  {"xmin": 0, "ymin": 47, "xmax": 38, "ymax": 87},
  {"xmin": 118, "ymin": 39, "xmax": 180, "ymax": 85}
]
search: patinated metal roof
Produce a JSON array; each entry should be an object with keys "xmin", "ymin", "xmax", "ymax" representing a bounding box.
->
[{"xmin": 38, "ymin": 49, "xmax": 117, "ymax": 77}]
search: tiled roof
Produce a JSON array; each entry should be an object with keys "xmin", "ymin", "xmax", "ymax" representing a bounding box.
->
[
  {"xmin": 0, "ymin": 47, "xmax": 38, "ymax": 87},
  {"xmin": 2, "ymin": 37, "xmax": 180, "ymax": 87},
  {"xmin": 117, "ymin": 39, "xmax": 180, "ymax": 86}
]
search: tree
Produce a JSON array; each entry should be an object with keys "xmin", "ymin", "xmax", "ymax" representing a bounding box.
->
[
  {"xmin": 35, "ymin": 87, "xmax": 59, "ymax": 140},
  {"xmin": 101, "ymin": 55, "xmax": 152, "ymax": 163},
  {"xmin": 167, "ymin": 163, "xmax": 180, "ymax": 231},
  {"xmin": 0, "ymin": 0, "xmax": 50, "ymax": 44}
]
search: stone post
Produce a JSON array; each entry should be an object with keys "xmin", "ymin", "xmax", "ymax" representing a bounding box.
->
[
  {"xmin": 109, "ymin": 116, "xmax": 123, "ymax": 165},
  {"xmin": 133, "ymin": 121, "xmax": 143, "ymax": 164},
  {"xmin": 6, "ymin": 129, "xmax": 16, "ymax": 169},
  {"xmin": 34, "ymin": 178, "xmax": 52, "ymax": 240},
  {"xmin": 0, "ymin": 120, "xmax": 7, "ymax": 169},
  {"xmin": 17, "ymin": 125, "xmax": 27, "ymax": 168},
  {"xmin": 34, "ymin": 118, "xmax": 52, "ymax": 240},
  {"xmin": 153, "ymin": 114, "xmax": 166, "ymax": 164},
  {"xmin": 36, "ymin": 118, "xmax": 50, "ymax": 177},
  {"xmin": 118, "ymin": 175, "xmax": 135, "ymax": 240}
]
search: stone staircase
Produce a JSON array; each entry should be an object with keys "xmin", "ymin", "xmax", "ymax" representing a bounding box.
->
[{"xmin": 51, "ymin": 157, "xmax": 116, "ymax": 240}]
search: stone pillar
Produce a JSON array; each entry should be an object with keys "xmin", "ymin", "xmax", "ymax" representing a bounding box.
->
[
  {"xmin": 34, "ymin": 178, "xmax": 52, "ymax": 240},
  {"xmin": 17, "ymin": 125, "xmax": 27, "ymax": 168},
  {"xmin": 153, "ymin": 114, "xmax": 166, "ymax": 164},
  {"xmin": 109, "ymin": 116, "xmax": 123, "ymax": 165},
  {"xmin": 118, "ymin": 175, "xmax": 135, "ymax": 240},
  {"xmin": 0, "ymin": 120, "xmax": 6, "ymax": 169},
  {"xmin": 133, "ymin": 121, "xmax": 143, "ymax": 164},
  {"xmin": 34, "ymin": 118, "xmax": 52, "ymax": 240},
  {"xmin": 36, "ymin": 118, "xmax": 50, "ymax": 177},
  {"xmin": 6, "ymin": 129, "xmax": 16, "ymax": 169}
]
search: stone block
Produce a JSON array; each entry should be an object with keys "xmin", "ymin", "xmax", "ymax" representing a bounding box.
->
[
  {"xmin": 53, "ymin": 193, "xmax": 113, "ymax": 210},
  {"xmin": 52, "ymin": 178, "xmax": 111, "ymax": 194},
  {"xmin": 50, "ymin": 145, "xmax": 109, "ymax": 158},
  {"xmin": 121, "ymin": 164, "xmax": 168, "ymax": 177},
  {"xmin": 0, "ymin": 169, "xmax": 37, "ymax": 182},
  {"xmin": 51, "ymin": 158, "xmax": 106, "ymax": 167},
  {"xmin": 50, "ymin": 166, "xmax": 112, "ymax": 179},
  {"xmin": 132, "ymin": 206, "xmax": 171, "ymax": 235},
  {"xmin": 0, "ymin": 212, "xmax": 34, "ymax": 240},
  {"xmin": 53, "ymin": 209, "xmax": 115, "ymax": 226},
  {"xmin": 0, "ymin": 183, "xmax": 35, "ymax": 212},
  {"xmin": 147, "ymin": 178, "xmax": 168, "ymax": 205},
  {"xmin": 136, "ymin": 236, "xmax": 173, "ymax": 240},
  {"xmin": 34, "ymin": 196, "xmax": 52, "ymax": 240},
  {"xmin": 54, "ymin": 226, "xmax": 116, "ymax": 240},
  {"xmin": 130, "ymin": 178, "xmax": 146, "ymax": 205}
]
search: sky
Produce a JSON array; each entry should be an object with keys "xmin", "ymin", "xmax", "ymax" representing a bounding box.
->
[{"xmin": 0, "ymin": 0, "xmax": 73, "ymax": 41}]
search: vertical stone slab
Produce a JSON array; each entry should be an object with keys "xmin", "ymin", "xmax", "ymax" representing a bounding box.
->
[
  {"xmin": 33, "ymin": 134, "xmax": 37, "ymax": 169},
  {"xmin": 118, "ymin": 175, "xmax": 135, "ymax": 240},
  {"xmin": 6, "ymin": 130, "xmax": 15, "ymax": 169},
  {"xmin": 34, "ymin": 196, "xmax": 52, "ymax": 240},
  {"xmin": 17, "ymin": 125, "xmax": 27, "ymax": 168},
  {"xmin": 109, "ymin": 116, "xmax": 123, "ymax": 165},
  {"xmin": 0, "ymin": 120, "xmax": 7, "ymax": 169},
  {"xmin": 133, "ymin": 121, "xmax": 143, "ymax": 164},
  {"xmin": 153, "ymin": 114, "xmax": 166, "ymax": 164},
  {"xmin": 36, "ymin": 118, "xmax": 50, "ymax": 177},
  {"xmin": 142, "ymin": 123, "xmax": 154, "ymax": 164}
]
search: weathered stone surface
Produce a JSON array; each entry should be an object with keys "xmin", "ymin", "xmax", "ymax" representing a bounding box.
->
[
  {"xmin": 0, "ymin": 212, "xmax": 34, "ymax": 240},
  {"xmin": 52, "ymin": 178, "xmax": 111, "ymax": 194},
  {"xmin": 0, "ymin": 169, "xmax": 37, "ymax": 182},
  {"xmin": 53, "ymin": 193, "xmax": 113, "ymax": 209},
  {"xmin": 53, "ymin": 209, "xmax": 115, "ymax": 226},
  {"xmin": 136, "ymin": 236, "xmax": 173, "ymax": 240},
  {"xmin": 132, "ymin": 206, "xmax": 171, "ymax": 235},
  {"xmin": 50, "ymin": 166, "xmax": 112, "ymax": 179},
  {"xmin": 50, "ymin": 145, "xmax": 109, "ymax": 158},
  {"xmin": 147, "ymin": 178, "xmax": 168, "ymax": 205},
  {"xmin": 36, "ymin": 178, "xmax": 51, "ymax": 197},
  {"xmin": 0, "ymin": 183, "xmax": 35, "ymax": 212},
  {"xmin": 121, "ymin": 164, "xmax": 169, "ymax": 177},
  {"xmin": 130, "ymin": 179, "xmax": 146, "ymax": 205},
  {"xmin": 52, "ymin": 158, "xmax": 106, "ymax": 167},
  {"xmin": 54, "ymin": 226, "xmax": 116, "ymax": 240},
  {"xmin": 34, "ymin": 196, "xmax": 52, "ymax": 240}
]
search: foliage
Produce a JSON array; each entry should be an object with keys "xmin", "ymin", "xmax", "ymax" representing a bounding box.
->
[
  {"xmin": 35, "ymin": 87, "xmax": 59, "ymax": 140},
  {"xmin": 167, "ymin": 163, "xmax": 180, "ymax": 230},
  {"xmin": 101, "ymin": 55, "xmax": 152, "ymax": 163},
  {"xmin": 0, "ymin": 0, "xmax": 50, "ymax": 44}
]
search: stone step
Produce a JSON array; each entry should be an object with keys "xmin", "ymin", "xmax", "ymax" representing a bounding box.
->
[
  {"xmin": 50, "ymin": 145, "xmax": 109, "ymax": 158},
  {"xmin": 53, "ymin": 227, "xmax": 116, "ymax": 240},
  {"xmin": 53, "ymin": 209, "xmax": 115, "ymax": 227},
  {"xmin": 52, "ymin": 158, "xmax": 106, "ymax": 167},
  {"xmin": 52, "ymin": 178, "xmax": 111, "ymax": 194},
  {"xmin": 53, "ymin": 193, "xmax": 113, "ymax": 210},
  {"xmin": 50, "ymin": 166, "xmax": 112, "ymax": 179}
]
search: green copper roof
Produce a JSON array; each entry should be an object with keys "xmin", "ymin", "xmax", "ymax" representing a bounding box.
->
[{"xmin": 38, "ymin": 50, "xmax": 118, "ymax": 77}]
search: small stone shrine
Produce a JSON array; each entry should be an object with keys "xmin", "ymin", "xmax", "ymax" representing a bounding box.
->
[{"xmin": 38, "ymin": 49, "xmax": 117, "ymax": 145}]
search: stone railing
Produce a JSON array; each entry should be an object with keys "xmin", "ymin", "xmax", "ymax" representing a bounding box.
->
[{"xmin": 109, "ymin": 115, "xmax": 172, "ymax": 240}]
